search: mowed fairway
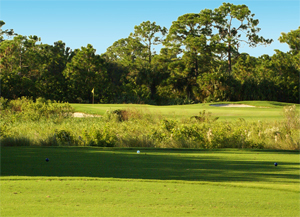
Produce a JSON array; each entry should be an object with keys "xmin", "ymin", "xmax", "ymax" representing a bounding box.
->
[
  {"xmin": 70, "ymin": 101, "xmax": 299, "ymax": 121},
  {"xmin": 1, "ymin": 147, "xmax": 299, "ymax": 216}
]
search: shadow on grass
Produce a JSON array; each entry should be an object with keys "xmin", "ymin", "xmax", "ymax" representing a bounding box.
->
[
  {"xmin": 1, "ymin": 147, "xmax": 299, "ymax": 183},
  {"xmin": 269, "ymin": 102, "xmax": 299, "ymax": 107}
]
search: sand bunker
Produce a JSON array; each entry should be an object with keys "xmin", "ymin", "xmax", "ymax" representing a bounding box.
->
[
  {"xmin": 73, "ymin": 112, "xmax": 101, "ymax": 117},
  {"xmin": 209, "ymin": 104, "xmax": 255, "ymax": 107}
]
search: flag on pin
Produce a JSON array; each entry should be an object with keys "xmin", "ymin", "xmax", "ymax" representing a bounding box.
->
[{"xmin": 91, "ymin": 88, "xmax": 94, "ymax": 94}]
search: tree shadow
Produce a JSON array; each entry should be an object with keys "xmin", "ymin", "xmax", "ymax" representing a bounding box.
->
[
  {"xmin": 1, "ymin": 147, "xmax": 299, "ymax": 184},
  {"xmin": 269, "ymin": 102, "xmax": 298, "ymax": 107}
]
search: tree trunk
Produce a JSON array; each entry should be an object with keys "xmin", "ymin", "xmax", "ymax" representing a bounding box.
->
[
  {"xmin": 194, "ymin": 49, "xmax": 198, "ymax": 77},
  {"xmin": 150, "ymin": 81, "xmax": 156, "ymax": 100},
  {"xmin": 148, "ymin": 40, "xmax": 152, "ymax": 65},
  {"xmin": 228, "ymin": 43, "xmax": 232, "ymax": 74}
]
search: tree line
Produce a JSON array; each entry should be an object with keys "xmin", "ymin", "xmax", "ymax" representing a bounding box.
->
[{"xmin": 1, "ymin": 3, "xmax": 299, "ymax": 104}]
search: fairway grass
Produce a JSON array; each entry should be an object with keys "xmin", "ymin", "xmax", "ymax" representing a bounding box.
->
[
  {"xmin": 1, "ymin": 147, "xmax": 299, "ymax": 216},
  {"xmin": 2, "ymin": 178, "xmax": 299, "ymax": 217},
  {"xmin": 70, "ymin": 101, "xmax": 300, "ymax": 121}
]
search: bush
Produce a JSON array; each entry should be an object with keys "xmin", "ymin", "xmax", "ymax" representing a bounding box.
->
[
  {"xmin": 190, "ymin": 110, "xmax": 219, "ymax": 123},
  {"xmin": 283, "ymin": 105, "xmax": 299, "ymax": 131},
  {"xmin": 0, "ymin": 97, "xmax": 74, "ymax": 122},
  {"xmin": 105, "ymin": 108, "xmax": 147, "ymax": 122},
  {"xmin": 1, "ymin": 137, "xmax": 31, "ymax": 147},
  {"xmin": 81, "ymin": 126, "xmax": 116, "ymax": 147}
]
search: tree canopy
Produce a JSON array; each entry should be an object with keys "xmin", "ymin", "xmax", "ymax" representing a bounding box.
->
[{"xmin": 0, "ymin": 3, "xmax": 298, "ymax": 104}]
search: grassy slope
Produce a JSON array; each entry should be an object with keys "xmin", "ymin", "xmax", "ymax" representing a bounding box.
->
[
  {"xmin": 1, "ymin": 147, "xmax": 299, "ymax": 216},
  {"xmin": 70, "ymin": 101, "xmax": 300, "ymax": 121}
]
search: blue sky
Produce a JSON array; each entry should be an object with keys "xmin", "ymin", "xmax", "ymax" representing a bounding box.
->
[{"xmin": 1, "ymin": 0, "xmax": 299, "ymax": 57}]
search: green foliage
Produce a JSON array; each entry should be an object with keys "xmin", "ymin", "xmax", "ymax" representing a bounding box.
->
[
  {"xmin": 63, "ymin": 44, "xmax": 111, "ymax": 103},
  {"xmin": 161, "ymin": 119, "xmax": 177, "ymax": 132},
  {"xmin": 0, "ymin": 97, "xmax": 74, "ymax": 122},
  {"xmin": 112, "ymin": 109, "xmax": 130, "ymax": 122},
  {"xmin": 0, "ymin": 97, "xmax": 74, "ymax": 141},
  {"xmin": 81, "ymin": 125, "xmax": 116, "ymax": 147},
  {"xmin": 0, "ymin": 137, "xmax": 31, "ymax": 147},
  {"xmin": 280, "ymin": 105, "xmax": 300, "ymax": 150},
  {"xmin": 279, "ymin": 26, "xmax": 300, "ymax": 54},
  {"xmin": 190, "ymin": 110, "xmax": 219, "ymax": 123},
  {"xmin": 53, "ymin": 129, "xmax": 74, "ymax": 146},
  {"xmin": 283, "ymin": 104, "xmax": 299, "ymax": 130},
  {"xmin": 0, "ymin": 7, "xmax": 298, "ymax": 104},
  {"xmin": 35, "ymin": 41, "xmax": 73, "ymax": 101},
  {"xmin": 2, "ymin": 102, "xmax": 299, "ymax": 150},
  {"xmin": 0, "ymin": 20, "xmax": 17, "ymax": 42}
]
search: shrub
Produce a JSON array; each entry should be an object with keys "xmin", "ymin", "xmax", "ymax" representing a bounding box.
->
[
  {"xmin": 161, "ymin": 119, "xmax": 177, "ymax": 132},
  {"xmin": 81, "ymin": 126, "xmax": 116, "ymax": 147},
  {"xmin": 0, "ymin": 137, "xmax": 31, "ymax": 147},
  {"xmin": 107, "ymin": 108, "xmax": 148, "ymax": 122},
  {"xmin": 54, "ymin": 130, "xmax": 74, "ymax": 146},
  {"xmin": 283, "ymin": 105, "xmax": 299, "ymax": 131},
  {"xmin": 190, "ymin": 110, "xmax": 219, "ymax": 123},
  {"xmin": 118, "ymin": 135, "xmax": 155, "ymax": 148},
  {"xmin": 0, "ymin": 97, "xmax": 9, "ymax": 110},
  {"xmin": 0, "ymin": 97, "xmax": 74, "ymax": 122}
]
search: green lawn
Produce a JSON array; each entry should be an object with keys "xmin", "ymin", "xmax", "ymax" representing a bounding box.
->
[
  {"xmin": 1, "ymin": 147, "xmax": 299, "ymax": 216},
  {"xmin": 70, "ymin": 101, "xmax": 299, "ymax": 121}
]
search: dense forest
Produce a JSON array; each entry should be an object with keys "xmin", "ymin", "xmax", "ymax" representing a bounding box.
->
[{"xmin": 0, "ymin": 3, "xmax": 299, "ymax": 104}]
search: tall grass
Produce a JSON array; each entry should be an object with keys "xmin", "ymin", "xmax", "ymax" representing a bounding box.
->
[{"xmin": 0, "ymin": 98, "xmax": 299, "ymax": 150}]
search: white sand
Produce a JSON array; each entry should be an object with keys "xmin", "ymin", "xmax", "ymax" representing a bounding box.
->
[
  {"xmin": 73, "ymin": 112, "xmax": 101, "ymax": 117},
  {"xmin": 209, "ymin": 104, "xmax": 255, "ymax": 107}
]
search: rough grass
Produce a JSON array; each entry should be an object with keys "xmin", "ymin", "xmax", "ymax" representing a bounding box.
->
[
  {"xmin": 2, "ymin": 115, "xmax": 299, "ymax": 150},
  {"xmin": 1, "ymin": 114, "xmax": 299, "ymax": 150},
  {"xmin": 1, "ymin": 147, "xmax": 299, "ymax": 217},
  {"xmin": 1, "ymin": 100, "xmax": 299, "ymax": 150}
]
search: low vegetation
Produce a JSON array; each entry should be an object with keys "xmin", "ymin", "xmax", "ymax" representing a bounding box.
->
[{"xmin": 1, "ymin": 98, "xmax": 299, "ymax": 150}]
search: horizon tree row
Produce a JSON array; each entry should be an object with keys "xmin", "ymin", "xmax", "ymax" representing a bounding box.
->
[{"xmin": 0, "ymin": 3, "xmax": 299, "ymax": 104}]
